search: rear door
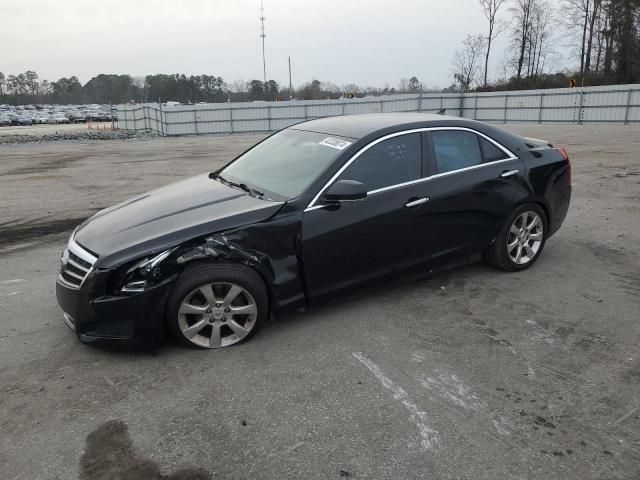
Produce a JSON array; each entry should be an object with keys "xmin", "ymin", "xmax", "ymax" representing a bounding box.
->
[{"xmin": 409, "ymin": 128, "xmax": 526, "ymax": 263}]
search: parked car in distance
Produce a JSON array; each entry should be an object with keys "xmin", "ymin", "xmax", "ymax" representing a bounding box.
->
[
  {"xmin": 5, "ymin": 112, "xmax": 34, "ymax": 125},
  {"xmin": 32, "ymin": 113, "xmax": 50, "ymax": 124},
  {"xmin": 56, "ymin": 113, "xmax": 572, "ymax": 350},
  {"xmin": 16, "ymin": 114, "xmax": 33, "ymax": 125},
  {"xmin": 67, "ymin": 111, "xmax": 86, "ymax": 123},
  {"xmin": 0, "ymin": 115, "xmax": 11, "ymax": 126},
  {"xmin": 85, "ymin": 110, "xmax": 100, "ymax": 121},
  {"xmin": 6, "ymin": 113, "xmax": 20, "ymax": 125},
  {"xmin": 47, "ymin": 114, "xmax": 70, "ymax": 124}
]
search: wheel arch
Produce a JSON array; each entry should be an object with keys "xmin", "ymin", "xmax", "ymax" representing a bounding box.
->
[{"xmin": 513, "ymin": 198, "xmax": 551, "ymax": 230}]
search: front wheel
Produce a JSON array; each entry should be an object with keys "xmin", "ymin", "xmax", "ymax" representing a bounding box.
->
[
  {"xmin": 166, "ymin": 263, "xmax": 268, "ymax": 349},
  {"xmin": 485, "ymin": 204, "xmax": 547, "ymax": 272}
]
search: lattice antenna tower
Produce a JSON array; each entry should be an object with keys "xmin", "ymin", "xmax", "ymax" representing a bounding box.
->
[{"xmin": 260, "ymin": 0, "xmax": 267, "ymax": 84}]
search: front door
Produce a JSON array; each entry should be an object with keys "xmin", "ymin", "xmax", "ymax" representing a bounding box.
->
[{"xmin": 301, "ymin": 132, "xmax": 428, "ymax": 298}]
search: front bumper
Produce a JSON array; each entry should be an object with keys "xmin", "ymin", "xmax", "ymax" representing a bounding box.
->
[{"xmin": 56, "ymin": 268, "xmax": 175, "ymax": 344}]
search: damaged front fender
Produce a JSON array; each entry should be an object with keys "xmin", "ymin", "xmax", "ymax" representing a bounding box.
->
[{"xmin": 172, "ymin": 205, "xmax": 307, "ymax": 315}]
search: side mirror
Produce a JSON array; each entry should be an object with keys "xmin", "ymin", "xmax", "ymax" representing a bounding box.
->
[{"xmin": 323, "ymin": 180, "xmax": 367, "ymax": 203}]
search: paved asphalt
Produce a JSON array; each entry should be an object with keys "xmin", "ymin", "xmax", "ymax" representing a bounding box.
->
[{"xmin": 0, "ymin": 125, "xmax": 639, "ymax": 479}]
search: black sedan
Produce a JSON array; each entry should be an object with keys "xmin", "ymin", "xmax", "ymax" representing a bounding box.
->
[{"xmin": 56, "ymin": 113, "xmax": 571, "ymax": 349}]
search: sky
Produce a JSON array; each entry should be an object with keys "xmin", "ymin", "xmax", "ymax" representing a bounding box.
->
[{"xmin": 3, "ymin": 0, "xmax": 526, "ymax": 90}]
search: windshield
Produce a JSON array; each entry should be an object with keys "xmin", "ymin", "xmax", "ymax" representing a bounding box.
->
[{"xmin": 219, "ymin": 129, "xmax": 353, "ymax": 199}]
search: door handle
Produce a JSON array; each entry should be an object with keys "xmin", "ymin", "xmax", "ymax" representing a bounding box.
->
[
  {"xmin": 500, "ymin": 169, "xmax": 520, "ymax": 179},
  {"xmin": 404, "ymin": 197, "xmax": 430, "ymax": 208}
]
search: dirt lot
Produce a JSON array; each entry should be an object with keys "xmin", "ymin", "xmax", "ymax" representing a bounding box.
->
[{"xmin": 1, "ymin": 126, "xmax": 639, "ymax": 480}]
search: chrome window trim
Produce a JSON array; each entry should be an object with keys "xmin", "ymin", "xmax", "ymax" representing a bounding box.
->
[{"xmin": 304, "ymin": 126, "xmax": 518, "ymax": 212}]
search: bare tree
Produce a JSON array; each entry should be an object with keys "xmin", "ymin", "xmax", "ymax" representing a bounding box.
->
[
  {"xmin": 528, "ymin": 1, "xmax": 556, "ymax": 78},
  {"xmin": 452, "ymin": 34, "xmax": 487, "ymax": 91},
  {"xmin": 342, "ymin": 83, "xmax": 362, "ymax": 96},
  {"xmin": 320, "ymin": 81, "xmax": 341, "ymax": 98},
  {"xmin": 510, "ymin": 0, "xmax": 536, "ymax": 80},
  {"xmin": 584, "ymin": 0, "xmax": 603, "ymax": 72},
  {"xmin": 479, "ymin": 0, "xmax": 507, "ymax": 87},
  {"xmin": 498, "ymin": 51, "xmax": 513, "ymax": 82},
  {"xmin": 564, "ymin": 0, "xmax": 589, "ymax": 74},
  {"xmin": 229, "ymin": 79, "xmax": 247, "ymax": 93},
  {"xmin": 592, "ymin": 8, "xmax": 607, "ymax": 73},
  {"xmin": 562, "ymin": 0, "xmax": 603, "ymax": 75}
]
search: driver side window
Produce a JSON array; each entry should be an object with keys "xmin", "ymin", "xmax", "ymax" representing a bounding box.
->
[{"xmin": 338, "ymin": 133, "xmax": 422, "ymax": 192}]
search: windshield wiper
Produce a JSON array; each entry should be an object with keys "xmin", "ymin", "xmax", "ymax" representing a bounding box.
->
[{"xmin": 212, "ymin": 173, "xmax": 264, "ymax": 198}]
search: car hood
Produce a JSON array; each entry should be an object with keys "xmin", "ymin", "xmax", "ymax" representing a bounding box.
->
[{"xmin": 74, "ymin": 173, "xmax": 285, "ymax": 268}]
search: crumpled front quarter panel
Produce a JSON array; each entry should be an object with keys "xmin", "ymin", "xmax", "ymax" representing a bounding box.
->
[{"xmin": 176, "ymin": 205, "xmax": 306, "ymax": 313}]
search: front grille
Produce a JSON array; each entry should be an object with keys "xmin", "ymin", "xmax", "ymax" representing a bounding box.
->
[
  {"xmin": 58, "ymin": 239, "xmax": 98, "ymax": 289},
  {"xmin": 68, "ymin": 250, "xmax": 92, "ymax": 269}
]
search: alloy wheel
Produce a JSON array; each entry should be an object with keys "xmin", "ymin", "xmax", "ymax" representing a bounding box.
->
[
  {"xmin": 506, "ymin": 211, "xmax": 544, "ymax": 265},
  {"xmin": 177, "ymin": 282, "xmax": 258, "ymax": 348}
]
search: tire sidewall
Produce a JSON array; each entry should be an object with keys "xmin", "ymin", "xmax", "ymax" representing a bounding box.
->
[{"xmin": 165, "ymin": 263, "xmax": 269, "ymax": 348}]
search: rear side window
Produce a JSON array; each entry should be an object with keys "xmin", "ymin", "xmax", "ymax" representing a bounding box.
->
[
  {"xmin": 338, "ymin": 133, "xmax": 422, "ymax": 191},
  {"xmin": 432, "ymin": 131, "xmax": 482, "ymax": 174},
  {"xmin": 480, "ymin": 137, "xmax": 509, "ymax": 162}
]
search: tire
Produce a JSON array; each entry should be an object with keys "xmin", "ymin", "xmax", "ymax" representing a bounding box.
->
[
  {"xmin": 485, "ymin": 204, "xmax": 548, "ymax": 272},
  {"xmin": 165, "ymin": 263, "xmax": 268, "ymax": 349}
]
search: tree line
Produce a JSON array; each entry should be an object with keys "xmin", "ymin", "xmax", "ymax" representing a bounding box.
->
[
  {"xmin": 453, "ymin": 0, "xmax": 640, "ymax": 92},
  {"xmin": 0, "ymin": 71, "xmax": 430, "ymax": 105}
]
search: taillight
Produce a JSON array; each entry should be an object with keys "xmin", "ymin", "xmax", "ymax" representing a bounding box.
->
[
  {"xmin": 557, "ymin": 147, "xmax": 571, "ymax": 185},
  {"xmin": 557, "ymin": 147, "xmax": 569, "ymax": 161}
]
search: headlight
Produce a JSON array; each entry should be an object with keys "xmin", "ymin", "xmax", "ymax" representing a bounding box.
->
[
  {"xmin": 119, "ymin": 247, "xmax": 177, "ymax": 293},
  {"xmin": 120, "ymin": 279, "xmax": 149, "ymax": 293}
]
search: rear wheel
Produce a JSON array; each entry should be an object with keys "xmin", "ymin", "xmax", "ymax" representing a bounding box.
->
[
  {"xmin": 486, "ymin": 204, "xmax": 547, "ymax": 271},
  {"xmin": 166, "ymin": 264, "xmax": 268, "ymax": 349}
]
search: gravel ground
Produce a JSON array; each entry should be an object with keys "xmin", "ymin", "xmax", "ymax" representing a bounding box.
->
[
  {"xmin": 0, "ymin": 123, "xmax": 149, "ymax": 145},
  {"xmin": 0, "ymin": 126, "xmax": 639, "ymax": 480},
  {"xmin": 0, "ymin": 123, "xmax": 110, "ymax": 137}
]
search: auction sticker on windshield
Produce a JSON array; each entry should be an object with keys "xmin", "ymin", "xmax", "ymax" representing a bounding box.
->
[{"xmin": 319, "ymin": 137, "xmax": 352, "ymax": 150}]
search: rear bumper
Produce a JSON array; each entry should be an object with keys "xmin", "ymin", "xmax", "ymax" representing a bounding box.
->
[{"xmin": 56, "ymin": 269, "xmax": 174, "ymax": 344}]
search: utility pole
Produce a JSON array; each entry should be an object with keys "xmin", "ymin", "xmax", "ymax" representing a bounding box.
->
[
  {"xmin": 288, "ymin": 56, "xmax": 293, "ymax": 100},
  {"xmin": 260, "ymin": 0, "xmax": 267, "ymax": 84}
]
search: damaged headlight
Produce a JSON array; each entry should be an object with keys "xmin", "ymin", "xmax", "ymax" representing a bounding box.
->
[{"xmin": 119, "ymin": 247, "xmax": 177, "ymax": 293}]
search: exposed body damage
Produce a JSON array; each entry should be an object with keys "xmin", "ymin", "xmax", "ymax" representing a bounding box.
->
[{"xmin": 173, "ymin": 206, "xmax": 306, "ymax": 316}]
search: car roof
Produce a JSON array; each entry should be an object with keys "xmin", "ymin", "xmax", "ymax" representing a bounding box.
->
[{"xmin": 290, "ymin": 112, "xmax": 477, "ymax": 139}]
